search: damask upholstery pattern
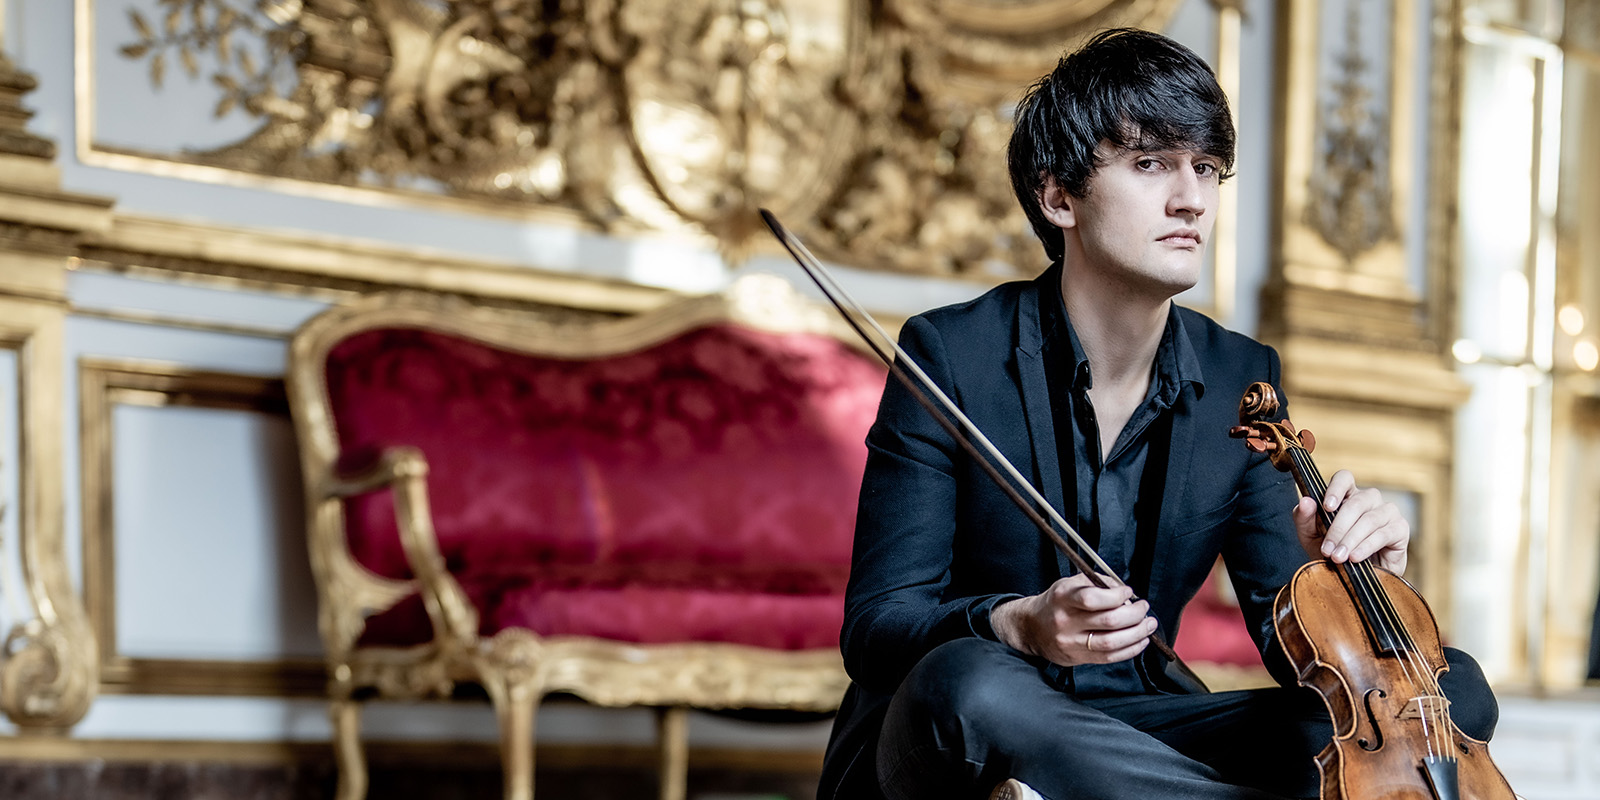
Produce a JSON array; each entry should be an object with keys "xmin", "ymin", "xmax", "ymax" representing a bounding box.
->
[
  {"xmin": 1174, "ymin": 566, "xmax": 1263, "ymax": 669},
  {"xmin": 324, "ymin": 324, "xmax": 883, "ymax": 650}
]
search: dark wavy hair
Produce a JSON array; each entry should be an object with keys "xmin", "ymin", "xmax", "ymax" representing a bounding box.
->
[{"xmin": 1007, "ymin": 28, "xmax": 1236, "ymax": 262}]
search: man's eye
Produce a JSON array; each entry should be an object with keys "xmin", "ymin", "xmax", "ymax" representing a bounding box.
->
[
  {"xmin": 1195, "ymin": 163, "xmax": 1218, "ymax": 176},
  {"xmin": 1137, "ymin": 159, "xmax": 1162, "ymax": 170}
]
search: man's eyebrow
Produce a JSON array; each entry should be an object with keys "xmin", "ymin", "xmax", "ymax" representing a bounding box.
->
[
  {"xmin": 1132, "ymin": 147, "xmax": 1225, "ymax": 160},
  {"xmin": 1120, "ymin": 148, "xmax": 1187, "ymax": 158}
]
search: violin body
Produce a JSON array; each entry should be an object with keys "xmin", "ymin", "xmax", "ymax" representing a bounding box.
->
[{"xmin": 1274, "ymin": 561, "xmax": 1515, "ymax": 800}]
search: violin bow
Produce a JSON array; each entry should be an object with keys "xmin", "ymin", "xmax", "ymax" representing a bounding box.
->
[{"xmin": 759, "ymin": 209, "xmax": 1204, "ymax": 686}]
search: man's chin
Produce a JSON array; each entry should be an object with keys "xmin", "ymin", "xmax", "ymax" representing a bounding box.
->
[{"xmin": 1148, "ymin": 269, "xmax": 1202, "ymax": 300}]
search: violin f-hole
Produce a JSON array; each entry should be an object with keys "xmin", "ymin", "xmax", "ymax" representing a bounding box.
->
[{"xmin": 1357, "ymin": 688, "xmax": 1387, "ymax": 752}]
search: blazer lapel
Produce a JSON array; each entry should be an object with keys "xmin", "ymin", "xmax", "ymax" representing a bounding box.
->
[
  {"xmin": 1013, "ymin": 271, "xmax": 1072, "ymax": 577},
  {"xmin": 1148, "ymin": 386, "xmax": 1197, "ymax": 609}
]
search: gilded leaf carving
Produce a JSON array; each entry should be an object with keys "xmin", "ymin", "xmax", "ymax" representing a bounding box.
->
[
  {"xmin": 116, "ymin": 0, "xmax": 1181, "ymax": 278},
  {"xmin": 1304, "ymin": 0, "xmax": 1396, "ymax": 264}
]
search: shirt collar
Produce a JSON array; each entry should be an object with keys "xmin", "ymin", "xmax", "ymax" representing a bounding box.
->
[
  {"xmin": 1160, "ymin": 305, "xmax": 1206, "ymax": 401},
  {"xmin": 1040, "ymin": 275, "xmax": 1206, "ymax": 401}
]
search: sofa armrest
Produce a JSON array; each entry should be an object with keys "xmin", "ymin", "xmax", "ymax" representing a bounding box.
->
[
  {"xmin": 324, "ymin": 446, "xmax": 422, "ymax": 499},
  {"xmin": 323, "ymin": 446, "xmax": 481, "ymax": 652}
]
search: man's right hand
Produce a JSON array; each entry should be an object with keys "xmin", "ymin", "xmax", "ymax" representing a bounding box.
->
[{"xmin": 989, "ymin": 573, "xmax": 1157, "ymax": 666}]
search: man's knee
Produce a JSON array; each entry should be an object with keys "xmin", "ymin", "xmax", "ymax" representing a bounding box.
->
[
  {"xmin": 877, "ymin": 639, "xmax": 1032, "ymax": 798},
  {"xmin": 1442, "ymin": 647, "xmax": 1498, "ymax": 742},
  {"xmin": 893, "ymin": 638, "xmax": 1026, "ymax": 737}
]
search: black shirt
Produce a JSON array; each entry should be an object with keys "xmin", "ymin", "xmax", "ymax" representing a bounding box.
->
[{"xmin": 1038, "ymin": 275, "xmax": 1205, "ymax": 696}]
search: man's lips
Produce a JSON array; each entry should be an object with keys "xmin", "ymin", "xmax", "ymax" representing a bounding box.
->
[{"xmin": 1160, "ymin": 229, "xmax": 1203, "ymax": 246}]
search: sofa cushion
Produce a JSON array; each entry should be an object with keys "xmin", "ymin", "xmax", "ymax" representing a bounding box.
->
[{"xmin": 324, "ymin": 323, "xmax": 882, "ymax": 649}]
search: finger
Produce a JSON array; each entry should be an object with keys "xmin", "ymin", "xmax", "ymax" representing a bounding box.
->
[
  {"xmin": 1376, "ymin": 545, "xmax": 1410, "ymax": 575},
  {"xmin": 1322, "ymin": 488, "xmax": 1386, "ymax": 559},
  {"xmin": 1085, "ymin": 621, "xmax": 1157, "ymax": 664},
  {"xmin": 1081, "ymin": 599, "xmax": 1152, "ymax": 631},
  {"xmin": 1346, "ymin": 514, "xmax": 1408, "ymax": 565},
  {"xmin": 1294, "ymin": 495, "xmax": 1322, "ymax": 540},
  {"xmin": 1093, "ymin": 616, "xmax": 1158, "ymax": 653},
  {"xmin": 1322, "ymin": 469, "xmax": 1357, "ymax": 513},
  {"xmin": 1058, "ymin": 578, "xmax": 1134, "ymax": 612},
  {"xmin": 1051, "ymin": 572, "xmax": 1122, "ymax": 595},
  {"xmin": 1323, "ymin": 505, "xmax": 1376, "ymax": 562},
  {"xmin": 1095, "ymin": 638, "xmax": 1152, "ymax": 665}
]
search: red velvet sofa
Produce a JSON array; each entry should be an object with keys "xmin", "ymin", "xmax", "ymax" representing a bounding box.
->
[
  {"xmin": 1175, "ymin": 560, "xmax": 1277, "ymax": 690},
  {"xmin": 286, "ymin": 277, "xmax": 883, "ymax": 800}
]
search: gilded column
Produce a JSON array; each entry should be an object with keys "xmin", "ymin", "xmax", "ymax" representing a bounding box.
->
[
  {"xmin": 1261, "ymin": 0, "xmax": 1467, "ymax": 613},
  {"xmin": 0, "ymin": 49, "xmax": 113, "ymax": 730}
]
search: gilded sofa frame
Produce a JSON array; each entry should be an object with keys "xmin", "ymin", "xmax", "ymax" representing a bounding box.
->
[{"xmin": 285, "ymin": 276, "xmax": 863, "ymax": 800}]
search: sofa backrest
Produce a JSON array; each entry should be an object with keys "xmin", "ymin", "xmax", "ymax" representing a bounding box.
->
[{"xmin": 320, "ymin": 313, "xmax": 885, "ymax": 598}]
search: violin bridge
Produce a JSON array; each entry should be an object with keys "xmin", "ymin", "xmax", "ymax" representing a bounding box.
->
[{"xmin": 1398, "ymin": 695, "xmax": 1452, "ymax": 720}]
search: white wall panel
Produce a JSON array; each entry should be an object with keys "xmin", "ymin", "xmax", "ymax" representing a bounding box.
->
[
  {"xmin": 69, "ymin": 272, "xmax": 329, "ymax": 335},
  {"xmin": 111, "ymin": 403, "xmax": 316, "ymax": 661}
]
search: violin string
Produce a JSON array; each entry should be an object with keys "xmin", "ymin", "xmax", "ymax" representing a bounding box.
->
[
  {"xmin": 1364, "ymin": 550, "xmax": 1445, "ymax": 761},
  {"xmin": 1289, "ymin": 448, "xmax": 1439, "ymax": 756},
  {"xmin": 1303, "ymin": 450, "xmax": 1452, "ymax": 760},
  {"xmin": 1300, "ymin": 452, "xmax": 1451, "ymax": 757},
  {"xmin": 1288, "ymin": 444, "xmax": 1444, "ymax": 760},
  {"xmin": 1290, "ymin": 447, "xmax": 1440, "ymax": 759},
  {"xmin": 1350, "ymin": 556, "xmax": 1452, "ymax": 758}
]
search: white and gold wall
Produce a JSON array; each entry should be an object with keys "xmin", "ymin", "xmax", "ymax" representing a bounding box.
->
[{"xmin": 0, "ymin": 0, "xmax": 1594, "ymax": 795}]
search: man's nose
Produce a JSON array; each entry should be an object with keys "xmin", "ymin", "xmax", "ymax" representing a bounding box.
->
[{"xmin": 1168, "ymin": 166, "xmax": 1208, "ymax": 218}]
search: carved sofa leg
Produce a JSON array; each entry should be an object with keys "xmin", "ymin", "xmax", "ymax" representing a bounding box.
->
[
  {"xmin": 484, "ymin": 673, "xmax": 542, "ymax": 800},
  {"xmin": 476, "ymin": 631, "xmax": 547, "ymax": 800},
  {"xmin": 330, "ymin": 697, "xmax": 368, "ymax": 800},
  {"xmin": 656, "ymin": 706, "xmax": 689, "ymax": 800}
]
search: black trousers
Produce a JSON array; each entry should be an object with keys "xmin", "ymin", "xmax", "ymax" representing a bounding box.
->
[{"xmin": 875, "ymin": 638, "xmax": 1498, "ymax": 800}]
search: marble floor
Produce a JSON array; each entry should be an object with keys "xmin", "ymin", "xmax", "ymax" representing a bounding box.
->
[
  {"xmin": 0, "ymin": 758, "xmax": 819, "ymax": 800},
  {"xmin": 0, "ymin": 690, "xmax": 1593, "ymax": 799},
  {"xmin": 1493, "ymin": 691, "xmax": 1600, "ymax": 800}
]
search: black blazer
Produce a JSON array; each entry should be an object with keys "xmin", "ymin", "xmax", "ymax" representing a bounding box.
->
[{"xmin": 820, "ymin": 266, "xmax": 1305, "ymax": 799}]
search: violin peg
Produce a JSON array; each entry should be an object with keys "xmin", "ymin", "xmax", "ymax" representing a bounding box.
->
[
  {"xmin": 1299, "ymin": 430, "xmax": 1317, "ymax": 452},
  {"xmin": 1227, "ymin": 425, "xmax": 1252, "ymax": 439},
  {"xmin": 1246, "ymin": 438, "xmax": 1271, "ymax": 454}
]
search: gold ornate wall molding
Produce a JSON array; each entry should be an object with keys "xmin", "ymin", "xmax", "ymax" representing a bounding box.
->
[
  {"xmin": 1262, "ymin": 0, "xmax": 1468, "ymax": 617},
  {"xmin": 85, "ymin": 0, "xmax": 1182, "ymax": 278},
  {"xmin": 76, "ymin": 214, "xmax": 676, "ymax": 318},
  {"xmin": 77, "ymin": 359, "xmax": 330, "ymax": 698},
  {"xmin": 1271, "ymin": 0, "xmax": 1419, "ymax": 309},
  {"xmin": 0, "ymin": 54, "xmax": 114, "ymax": 731}
]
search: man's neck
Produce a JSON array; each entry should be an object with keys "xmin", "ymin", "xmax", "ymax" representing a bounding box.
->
[
  {"xmin": 1058, "ymin": 269, "xmax": 1170, "ymax": 392},
  {"xmin": 1059, "ymin": 267, "xmax": 1172, "ymax": 460}
]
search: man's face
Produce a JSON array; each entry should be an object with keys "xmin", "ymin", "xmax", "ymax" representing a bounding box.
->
[{"xmin": 1058, "ymin": 145, "xmax": 1223, "ymax": 299}]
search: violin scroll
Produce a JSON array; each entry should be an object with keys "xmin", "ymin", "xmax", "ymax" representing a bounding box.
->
[
  {"xmin": 1228, "ymin": 382, "xmax": 1316, "ymax": 471},
  {"xmin": 1237, "ymin": 380, "xmax": 1281, "ymax": 424}
]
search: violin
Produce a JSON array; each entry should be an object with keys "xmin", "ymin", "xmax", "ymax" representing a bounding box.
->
[{"xmin": 1230, "ymin": 381, "xmax": 1516, "ymax": 800}]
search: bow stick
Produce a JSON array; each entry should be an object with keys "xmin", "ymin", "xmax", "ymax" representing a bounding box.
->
[{"xmin": 759, "ymin": 209, "xmax": 1204, "ymax": 686}]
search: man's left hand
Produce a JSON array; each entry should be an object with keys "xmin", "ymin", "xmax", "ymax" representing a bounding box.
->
[{"xmin": 1292, "ymin": 469, "xmax": 1409, "ymax": 575}]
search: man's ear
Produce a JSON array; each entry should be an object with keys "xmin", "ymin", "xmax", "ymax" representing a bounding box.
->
[{"xmin": 1038, "ymin": 175, "xmax": 1075, "ymax": 229}]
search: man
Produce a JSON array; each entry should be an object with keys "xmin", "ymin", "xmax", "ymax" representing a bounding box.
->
[{"xmin": 817, "ymin": 28, "xmax": 1497, "ymax": 800}]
